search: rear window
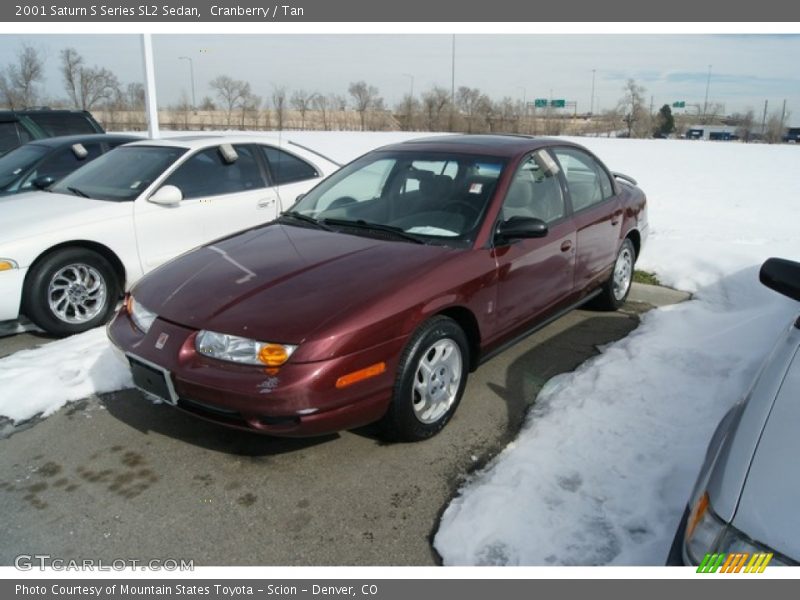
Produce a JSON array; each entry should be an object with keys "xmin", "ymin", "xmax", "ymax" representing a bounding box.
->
[
  {"xmin": 260, "ymin": 146, "xmax": 319, "ymax": 185},
  {"xmin": 25, "ymin": 113, "xmax": 99, "ymax": 136}
]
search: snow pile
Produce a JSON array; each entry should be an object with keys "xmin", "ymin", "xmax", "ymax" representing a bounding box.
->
[
  {"xmin": 434, "ymin": 138, "xmax": 800, "ymax": 565},
  {"xmin": 0, "ymin": 328, "xmax": 132, "ymax": 425}
]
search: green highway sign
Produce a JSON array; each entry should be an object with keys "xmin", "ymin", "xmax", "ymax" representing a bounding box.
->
[
  {"xmin": 672, "ymin": 101, "xmax": 686, "ymax": 108},
  {"xmin": 534, "ymin": 98, "xmax": 548, "ymax": 108},
  {"xmin": 550, "ymin": 99, "xmax": 566, "ymax": 108}
]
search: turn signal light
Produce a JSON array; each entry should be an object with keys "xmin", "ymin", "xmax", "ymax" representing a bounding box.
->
[
  {"xmin": 258, "ymin": 343, "xmax": 292, "ymax": 367},
  {"xmin": 335, "ymin": 362, "xmax": 386, "ymax": 389},
  {"xmin": 686, "ymin": 492, "xmax": 710, "ymax": 539}
]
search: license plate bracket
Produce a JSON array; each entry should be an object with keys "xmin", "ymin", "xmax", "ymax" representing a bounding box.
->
[{"xmin": 128, "ymin": 354, "xmax": 178, "ymax": 406}]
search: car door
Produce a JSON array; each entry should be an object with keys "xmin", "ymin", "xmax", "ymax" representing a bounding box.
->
[
  {"xmin": 258, "ymin": 145, "xmax": 321, "ymax": 210},
  {"xmin": 492, "ymin": 150, "xmax": 577, "ymax": 336},
  {"xmin": 162, "ymin": 143, "xmax": 275, "ymax": 244},
  {"xmin": 551, "ymin": 146, "xmax": 622, "ymax": 293}
]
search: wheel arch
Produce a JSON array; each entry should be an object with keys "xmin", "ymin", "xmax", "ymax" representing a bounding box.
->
[
  {"xmin": 23, "ymin": 240, "xmax": 127, "ymax": 300},
  {"xmin": 624, "ymin": 228, "xmax": 641, "ymax": 262},
  {"xmin": 435, "ymin": 305, "xmax": 482, "ymax": 372}
]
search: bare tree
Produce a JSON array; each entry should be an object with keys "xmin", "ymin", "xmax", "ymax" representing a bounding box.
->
[
  {"xmin": 239, "ymin": 91, "xmax": 261, "ymax": 129},
  {"xmin": 421, "ymin": 86, "xmax": 451, "ymax": 131},
  {"xmin": 125, "ymin": 82, "xmax": 145, "ymax": 111},
  {"xmin": 312, "ymin": 93, "xmax": 330, "ymax": 130},
  {"xmin": 732, "ymin": 109, "xmax": 755, "ymax": 142},
  {"xmin": 0, "ymin": 44, "xmax": 45, "ymax": 109},
  {"xmin": 271, "ymin": 86, "xmax": 287, "ymax": 131},
  {"xmin": 60, "ymin": 48, "xmax": 120, "ymax": 111},
  {"xmin": 396, "ymin": 94, "xmax": 420, "ymax": 131},
  {"xmin": 456, "ymin": 86, "xmax": 490, "ymax": 133},
  {"xmin": 765, "ymin": 109, "xmax": 791, "ymax": 144},
  {"xmin": 210, "ymin": 75, "xmax": 250, "ymax": 127},
  {"xmin": 348, "ymin": 81, "xmax": 381, "ymax": 131},
  {"xmin": 290, "ymin": 90, "xmax": 316, "ymax": 130},
  {"xmin": 199, "ymin": 96, "xmax": 216, "ymax": 111},
  {"xmin": 617, "ymin": 79, "xmax": 647, "ymax": 138}
]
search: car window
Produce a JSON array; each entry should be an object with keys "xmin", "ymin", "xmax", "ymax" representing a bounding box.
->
[
  {"xmin": 501, "ymin": 150, "xmax": 565, "ymax": 224},
  {"xmin": 0, "ymin": 121, "xmax": 31, "ymax": 154},
  {"xmin": 26, "ymin": 113, "xmax": 98, "ymax": 136},
  {"xmin": 22, "ymin": 143, "xmax": 103, "ymax": 189},
  {"xmin": 293, "ymin": 151, "xmax": 506, "ymax": 245},
  {"xmin": 164, "ymin": 145, "xmax": 265, "ymax": 200},
  {"xmin": 553, "ymin": 147, "xmax": 614, "ymax": 212},
  {"xmin": 0, "ymin": 143, "xmax": 48, "ymax": 188},
  {"xmin": 260, "ymin": 146, "xmax": 319, "ymax": 185},
  {"xmin": 51, "ymin": 145, "xmax": 187, "ymax": 201}
]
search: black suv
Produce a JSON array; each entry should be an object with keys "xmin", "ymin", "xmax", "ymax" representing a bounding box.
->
[{"xmin": 0, "ymin": 109, "xmax": 105, "ymax": 155}]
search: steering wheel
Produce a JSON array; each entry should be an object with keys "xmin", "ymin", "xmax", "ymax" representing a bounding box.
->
[{"xmin": 444, "ymin": 200, "xmax": 481, "ymax": 224}]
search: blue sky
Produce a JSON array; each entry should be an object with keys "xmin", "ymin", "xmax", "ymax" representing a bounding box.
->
[{"xmin": 0, "ymin": 34, "xmax": 798, "ymax": 120}]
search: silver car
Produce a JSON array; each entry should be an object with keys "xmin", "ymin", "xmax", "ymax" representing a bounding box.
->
[{"xmin": 667, "ymin": 257, "xmax": 800, "ymax": 566}]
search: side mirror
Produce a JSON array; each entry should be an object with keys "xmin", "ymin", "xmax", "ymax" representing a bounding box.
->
[
  {"xmin": 760, "ymin": 258, "xmax": 800, "ymax": 302},
  {"xmin": 496, "ymin": 216, "xmax": 548, "ymax": 241},
  {"xmin": 148, "ymin": 185, "xmax": 183, "ymax": 207},
  {"xmin": 71, "ymin": 143, "xmax": 89, "ymax": 159},
  {"xmin": 32, "ymin": 175, "xmax": 56, "ymax": 190}
]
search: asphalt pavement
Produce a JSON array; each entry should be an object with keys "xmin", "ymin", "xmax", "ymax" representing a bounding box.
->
[{"xmin": 0, "ymin": 284, "xmax": 688, "ymax": 566}]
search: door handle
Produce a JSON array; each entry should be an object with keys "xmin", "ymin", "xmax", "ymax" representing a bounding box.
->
[
  {"xmin": 257, "ymin": 198, "xmax": 276, "ymax": 209},
  {"xmin": 560, "ymin": 240, "xmax": 573, "ymax": 252}
]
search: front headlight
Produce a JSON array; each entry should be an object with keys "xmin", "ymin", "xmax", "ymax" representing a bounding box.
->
[
  {"xmin": 127, "ymin": 296, "xmax": 158, "ymax": 333},
  {"xmin": 195, "ymin": 330, "xmax": 296, "ymax": 367},
  {"xmin": 685, "ymin": 493, "xmax": 727, "ymax": 564},
  {"xmin": 684, "ymin": 492, "xmax": 795, "ymax": 566}
]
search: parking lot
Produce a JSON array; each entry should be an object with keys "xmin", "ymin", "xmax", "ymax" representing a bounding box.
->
[{"xmin": 0, "ymin": 285, "xmax": 685, "ymax": 566}]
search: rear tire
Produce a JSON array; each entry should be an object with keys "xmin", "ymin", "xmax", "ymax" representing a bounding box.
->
[
  {"xmin": 23, "ymin": 248, "xmax": 120, "ymax": 337},
  {"xmin": 380, "ymin": 316, "xmax": 469, "ymax": 442},
  {"xmin": 593, "ymin": 238, "xmax": 635, "ymax": 311}
]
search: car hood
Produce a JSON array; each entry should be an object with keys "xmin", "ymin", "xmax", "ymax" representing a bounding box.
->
[
  {"xmin": 0, "ymin": 190, "xmax": 130, "ymax": 245},
  {"xmin": 134, "ymin": 223, "xmax": 455, "ymax": 348},
  {"xmin": 733, "ymin": 342, "xmax": 800, "ymax": 560}
]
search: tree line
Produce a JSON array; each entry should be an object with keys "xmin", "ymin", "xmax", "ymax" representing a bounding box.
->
[{"xmin": 0, "ymin": 44, "xmax": 792, "ymax": 142}]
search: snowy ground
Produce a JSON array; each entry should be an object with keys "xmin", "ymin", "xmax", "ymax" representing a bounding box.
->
[
  {"xmin": 434, "ymin": 137, "xmax": 800, "ymax": 565},
  {"xmin": 1, "ymin": 133, "xmax": 799, "ymax": 566}
]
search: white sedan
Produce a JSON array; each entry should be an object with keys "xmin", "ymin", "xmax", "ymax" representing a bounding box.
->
[{"xmin": 0, "ymin": 135, "xmax": 339, "ymax": 335}]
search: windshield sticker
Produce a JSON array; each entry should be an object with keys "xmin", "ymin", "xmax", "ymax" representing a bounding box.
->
[{"xmin": 469, "ymin": 182, "xmax": 483, "ymax": 194}]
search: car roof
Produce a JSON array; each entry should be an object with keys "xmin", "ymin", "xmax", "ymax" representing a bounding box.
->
[
  {"xmin": 27, "ymin": 133, "xmax": 142, "ymax": 148},
  {"xmin": 377, "ymin": 134, "xmax": 569, "ymax": 158},
  {"xmin": 124, "ymin": 134, "xmax": 292, "ymax": 150}
]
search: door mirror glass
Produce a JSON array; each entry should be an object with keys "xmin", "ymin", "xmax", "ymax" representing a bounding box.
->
[
  {"xmin": 148, "ymin": 184, "xmax": 183, "ymax": 206},
  {"xmin": 760, "ymin": 258, "xmax": 800, "ymax": 303}
]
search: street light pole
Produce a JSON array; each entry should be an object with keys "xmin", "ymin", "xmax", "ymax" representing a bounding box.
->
[
  {"xmin": 178, "ymin": 56, "xmax": 196, "ymax": 109},
  {"xmin": 590, "ymin": 69, "xmax": 596, "ymax": 116},
  {"xmin": 402, "ymin": 73, "xmax": 414, "ymax": 100},
  {"xmin": 702, "ymin": 64, "xmax": 712, "ymax": 124}
]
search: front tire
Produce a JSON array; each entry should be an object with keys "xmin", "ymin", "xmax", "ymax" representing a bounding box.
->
[
  {"xmin": 380, "ymin": 316, "xmax": 469, "ymax": 442},
  {"xmin": 594, "ymin": 238, "xmax": 635, "ymax": 311},
  {"xmin": 23, "ymin": 248, "xmax": 120, "ymax": 336}
]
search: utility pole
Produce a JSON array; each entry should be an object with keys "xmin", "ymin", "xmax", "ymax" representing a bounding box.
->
[
  {"xmin": 590, "ymin": 68, "xmax": 596, "ymax": 116},
  {"xmin": 780, "ymin": 99, "xmax": 787, "ymax": 126},
  {"xmin": 702, "ymin": 64, "xmax": 712, "ymax": 124},
  {"xmin": 762, "ymin": 99, "xmax": 769, "ymax": 136},
  {"xmin": 450, "ymin": 34, "xmax": 455, "ymax": 131}
]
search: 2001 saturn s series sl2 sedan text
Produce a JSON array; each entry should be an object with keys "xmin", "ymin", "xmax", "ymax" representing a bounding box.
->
[{"xmin": 108, "ymin": 135, "xmax": 649, "ymax": 441}]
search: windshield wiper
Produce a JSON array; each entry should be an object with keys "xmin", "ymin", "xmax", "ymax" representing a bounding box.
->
[
  {"xmin": 66, "ymin": 186, "xmax": 91, "ymax": 199},
  {"xmin": 322, "ymin": 218, "xmax": 427, "ymax": 245},
  {"xmin": 278, "ymin": 211, "xmax": 331, "ymax": 231}
]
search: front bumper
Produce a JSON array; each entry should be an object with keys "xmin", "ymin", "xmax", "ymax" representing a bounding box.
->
[
  {"xmin": 107, "ymin": 306, "xmax": 406, "ymax": 437},
  {"xmin": 0, "ymin": 266, "xmax": 27, "ymax": 322}
]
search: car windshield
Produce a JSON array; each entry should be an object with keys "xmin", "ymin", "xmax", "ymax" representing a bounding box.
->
[
  {"xmin": 291, "ymin": 150, "xmax": 506, "ymax": 245},
  {"xmin": 0, "ymin": 144, "xmax": 47, "ymax": 188},
  {"xmin": 51, "ymin": 145, "xmax": 188, "ymax": 201}
]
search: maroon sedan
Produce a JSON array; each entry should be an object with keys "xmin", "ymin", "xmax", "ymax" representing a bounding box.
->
[{"xmin": 108, "ymin": 135, "xmax": 648, "ymax": 441}]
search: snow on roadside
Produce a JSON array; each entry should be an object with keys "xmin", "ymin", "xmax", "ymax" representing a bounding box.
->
[
  {"xmin": 434, "ymin": 138, "xmax": 800, "ymax": 564},
  {"xmin": 0, "ymin": 328, "xmax": 133, "ymax": 427}
]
